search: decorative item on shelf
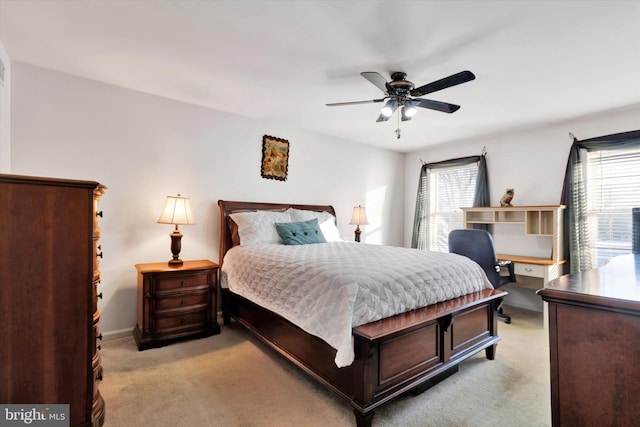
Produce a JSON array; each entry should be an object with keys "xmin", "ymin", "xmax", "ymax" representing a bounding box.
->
[
  {"xmin": 349, "ymin": 205, "xmax": 369, "ymax": 243},
  {"xmin": 500, "ymin": 188, "xmax": 514, "ymax": 207},
  {"xmin": 157, "ymin": 194, "xmax": 195, "ymax": 266}
]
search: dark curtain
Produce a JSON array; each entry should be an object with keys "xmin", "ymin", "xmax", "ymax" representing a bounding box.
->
[
  {"xmin": 560, "ymin": 129, "xmax": 640, "ymax": 273},
  {"xmin": 411, "ymin": 153, "xmax": 489, "ymax": 249}
]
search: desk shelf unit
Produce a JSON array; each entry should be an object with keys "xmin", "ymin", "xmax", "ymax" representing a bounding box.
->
[{"xmin": 462, "ymin": 205, "xmax": 565, "ymax": 263}]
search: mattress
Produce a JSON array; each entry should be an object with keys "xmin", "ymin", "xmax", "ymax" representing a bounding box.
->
[{"xmin": 220, "ymin": 241, "xmax": 493, "ymax": 367}]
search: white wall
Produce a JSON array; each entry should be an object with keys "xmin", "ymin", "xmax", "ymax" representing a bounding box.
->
[
  {"xmin": 10, "ymin": 60, "xmax": 639, "ymax": 326},
  {"xmin": 10, "ymin": 62, "xmax": 405, "ymax": 336},
  {"xmin": 0, "ymin": 41, "xmax": 10, "ymax": 173},
  {"xmin": 404, "ymin": 103, "xmax": 640, "ymax": 310}
]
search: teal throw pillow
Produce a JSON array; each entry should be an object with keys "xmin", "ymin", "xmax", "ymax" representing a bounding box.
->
[{"xmin": 275, "ymin": 218, "xmax": 327, "ymax": 245}]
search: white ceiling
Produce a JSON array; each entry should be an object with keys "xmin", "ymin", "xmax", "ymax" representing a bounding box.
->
[{"xmin": 1, "ymin": 0, "xmax": 639, "ymax": 153}]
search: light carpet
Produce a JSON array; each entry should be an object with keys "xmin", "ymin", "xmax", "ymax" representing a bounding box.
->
[{"xmin": 99, "ymin": 306, "xmax": 550, "ymax": 427}]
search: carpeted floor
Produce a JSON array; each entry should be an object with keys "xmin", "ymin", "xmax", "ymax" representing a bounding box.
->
[{"xmin": 99, "ymin": 306, "xmax": 550, "ymax": 427}]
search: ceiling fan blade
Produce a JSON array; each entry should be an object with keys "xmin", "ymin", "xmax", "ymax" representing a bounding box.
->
[
  {"xmin": 326, "ymin": 98, "xmax": 385, "ymax": 107},
  {"xmin": 412, "ymin": 98, "xmax": 461, "ymax": 113},
  {"xmin": 360, "ymin": 72, "xmax": 390, "ymax": 94},
  {"xmin": 410, "ymin": 70, "xmax": 476, "ymax": 97}
]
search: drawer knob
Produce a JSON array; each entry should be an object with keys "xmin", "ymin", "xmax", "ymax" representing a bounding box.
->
[
  {"xmin": 525, "ymin": 267, "xmax": 533, "ymax": 272},
  {"xmin": 97, "ymin": 292, "xmax": 103, "ymax": 299},
  {"xmin": 181, "ymin": 299, "xmax": 185, "ymax": 306},
  {"xmin": 97, "ymin": 345, "xmax": 102, "ymax": 351},
  {"xmin": 181, "ymin": 281, "xmax": 186, "ymax": 287},
  {"xmin": 97, "ymin": 252, "xmax": 103, "ymax": 259},
  {"xmin": 97, "ymin": 333, "xmax": 103, "ymax": 341},
  {"xmin": 181, "ymin": 317, "xmax": 186, "ymax": 324},
  {"xmin": 97, "ymin": 372, "xmax": 103, "ymax": 381},
  {"xmin": 96, "ymin": 211, "xmax": 103, "ymax": 218}
]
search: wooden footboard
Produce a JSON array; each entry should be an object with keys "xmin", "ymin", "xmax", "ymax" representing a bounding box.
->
[{"xmin": 222, "ymin": 287, "xmax": 505, "ymax": 427}]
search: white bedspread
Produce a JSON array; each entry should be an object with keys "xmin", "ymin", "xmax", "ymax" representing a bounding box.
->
[{"xmin": 220, "ymin": 242, "xmax": 492, "ymax": 367}]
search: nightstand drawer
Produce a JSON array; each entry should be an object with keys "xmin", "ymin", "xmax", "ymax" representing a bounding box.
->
[
  {"xmin": 154, "ymin": 272, "xmax": 208, "ymax": 292},
  {"xmin": 155, "ymin": 291, "xmax": 209, "ymax": 310},
  {"xmin": 155, "ymin": 310, "xmax": 208, "ymax": 331},
  {"xmin": 515, "ymin": 263, "xmax": 546, "ymax": 278}
]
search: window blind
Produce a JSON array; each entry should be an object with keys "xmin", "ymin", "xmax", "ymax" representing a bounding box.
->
[
  {"xmin": 586, "ymin": 147, "xmax": 640, "ymax": 266},
  {"xmin": 428, "ymin": 164, "xmax": 478, "ymax": 251}
]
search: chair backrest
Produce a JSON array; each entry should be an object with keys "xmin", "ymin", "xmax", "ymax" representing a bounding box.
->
[{"xmin": 448, "ymin": 229, "xmax": 501, "ymax": 288}]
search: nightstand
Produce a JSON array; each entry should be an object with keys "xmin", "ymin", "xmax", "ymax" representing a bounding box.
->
[{"xmin": 133, "ymin": 259, "xmax": 220, "ymax": 350}]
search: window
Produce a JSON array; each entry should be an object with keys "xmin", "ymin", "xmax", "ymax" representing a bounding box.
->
[
  {"xmin": 412, "ymin": 154, "xmax": 487, "ymax": 252},
  {"xmin": 586, "ymin": 147, "xmax": 640, "ymax": 267},
  {"xmin": 427, "ymin": 163, "xmax": 478, "ymax": 251}
]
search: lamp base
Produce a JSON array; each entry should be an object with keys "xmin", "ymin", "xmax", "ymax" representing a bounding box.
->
[
  {"xmin": 354, "ymin": 226, "xmax": 362, "ymax": 243},
  {"xmin": 168, "ymin": 230, "xmax": 184, "ymax": 267},
  {"xmin": 168, "ymin": 258, "xmax": 184, "ymax": 267}
]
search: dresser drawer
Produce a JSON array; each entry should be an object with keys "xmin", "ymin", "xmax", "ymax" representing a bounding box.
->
[
  {"xmin": 92, "ymin": 352, "xmax": 102, "ymax": 400},
  {"xmin": 515, "ymin": 263, "xmax": 546, "ymax": 279},
  {"xmin": 155, "ymin": 291, "xmax": 209, "ymax": 311},
  {"xmin": 155, "ymin": 310, "xmax": 209, "ymax": 332},
  {"xmin": 93, "ymin": 323, "xmax": 102, "ymax": 357},
  {"xmin": 153, "ymin": 271, "xmax": 208, "ymax": 292}
]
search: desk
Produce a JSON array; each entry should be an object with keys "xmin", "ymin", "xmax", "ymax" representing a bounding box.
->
[
  {"xmin": 498, "ymin": 254, "xmax": 564, "ymax": 327},
  {"xmin": 537, "ymin": 254, "xmax": 640, "ymax": 426},
  {"xmin": 462, "ymin": 206, "xmax": 565, "ymax": 317}
]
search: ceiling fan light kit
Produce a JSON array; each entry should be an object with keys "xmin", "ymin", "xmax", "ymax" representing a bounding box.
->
[
  {"xmin": 380, "ymin": 99, "xmax": 397, "ymax": 117},
  {"xmin": 403, "ymin": 100, "xmax": 417, "ymax": 117},
  {"xmin": 327, "ymin": 70, "xmax": 475, "ymax": 139}
]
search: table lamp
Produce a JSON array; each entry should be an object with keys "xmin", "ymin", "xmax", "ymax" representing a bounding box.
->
[
  {"xmin": 349, "ymin": 205, "xmax": 369, "ymax": 242},
  {"xmin": 157, "ymin": 194, "xmax": 195, "ymax": 266}
]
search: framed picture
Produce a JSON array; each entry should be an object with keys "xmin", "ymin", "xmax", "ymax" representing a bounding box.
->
[{"xmin": 261, "ymin": 135, "xmax": 289, "ymax": 181}]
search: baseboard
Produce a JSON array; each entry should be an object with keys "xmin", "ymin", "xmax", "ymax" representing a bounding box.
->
[
  {"xmin": 102, "ymin": 313, "xmax": 224, "ymax": 341},
  {"xmin": 102, "ymin": 328, "xmax": 134, "ymax": 341}
]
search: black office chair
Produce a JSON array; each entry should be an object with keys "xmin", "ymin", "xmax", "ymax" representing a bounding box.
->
[{"xmin": 448, "ymin": 229, "xmax": 516, "ymax": 323}]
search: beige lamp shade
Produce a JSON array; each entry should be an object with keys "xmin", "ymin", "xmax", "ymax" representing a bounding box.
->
[
  {"xmin": 349, "ymin": 205, "xmax": 369, "ymax": 226},
  {"xmin": 157, "ymin": 195, "xmax": 195, "ymax": 225}
]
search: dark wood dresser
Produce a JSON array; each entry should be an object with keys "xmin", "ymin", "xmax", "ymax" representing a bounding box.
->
[
  {"xmin": 537, "ymin": 254, "xmax": 640, "ymax": 427},
  {"xmin": 0, "ymin": 174, "xmax": 106, "ymax": 426},
  {"xmin": 133, "ymin": 260, "xmax": 220, "ymax": 350}
]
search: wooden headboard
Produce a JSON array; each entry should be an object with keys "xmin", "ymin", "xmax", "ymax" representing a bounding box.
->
[{"xmin": 217, "ymin": 200, "xmax": 336, "ymax": 267}]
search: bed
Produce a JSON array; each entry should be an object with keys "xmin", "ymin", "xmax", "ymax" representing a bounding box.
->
[{"xmin": 217, "ymin": 200, "xmax": 506, "ymax": 427}]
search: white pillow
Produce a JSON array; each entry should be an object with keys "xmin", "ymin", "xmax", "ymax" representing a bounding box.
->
[
  {"xmin": 229, "ymin": 210, "xmax": 292, "ymax": 246},
  {"xmin": 286, "ymin": 208, "xmax": 342, "ymax": 242}
]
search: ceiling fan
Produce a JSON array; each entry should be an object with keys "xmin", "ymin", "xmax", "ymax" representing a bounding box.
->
[{"xmin": 326, "ymin": 70, "xmax": 476, "ymax": 138}]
